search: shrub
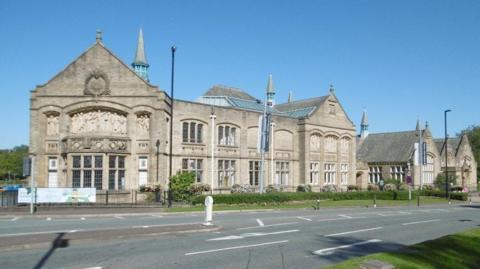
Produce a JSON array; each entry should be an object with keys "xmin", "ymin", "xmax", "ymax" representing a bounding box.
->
[
  {"xmin": 170, "ymin": 172, "xmax": 195, "ymax": 201},
  {"xmin": 367, "ymin": 184, "xmax": 379, "ymax": 191},
  {"xmin": 347, "ymin": 185, "xmax": 359, "ymax": 192},
  {"xmin": 398, "ymin": 184, "xmax": 410, "ymax": 191},
  {"xmin": 434, "ymin": 174, "xmax": 457, "ymax": 191},
  {"xmin": 421, "ymin": 189, "xmax": 467, "ymax": 201},
  {"xmin": 266, "ymin": 184, "xmax": 284, "ymax": 193},
  {"xmin": 189, "ymin": 183, "xmax": 211, "ymax": 196},
  {"xmin": 383, "ymin": 183, "xmax": 397, "ymax": 191},
  {"xmin": 422, "ymin": 184, "xmax": 435, "ymax": 191},
  {"xmin": 450, "ymin": 186, "xmax": 464, "ymax": 192},
  {"xmin": 296, "ymin": 184, "xmax": 312, "ymax": 192},
  {"xmin": 139, "ymin": 184, "xmax": 161, "ymax": 193},
  {"xmin": 322, "ymin": 184, "xmax": 337, "ymax": 192},
  {"xmin": 231, "ymin": 184, "xmax": 254, "ymax": 194}
]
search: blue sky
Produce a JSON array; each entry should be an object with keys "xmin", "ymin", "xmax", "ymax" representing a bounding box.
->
[{"xmin": 0, "ymin": 0, "xmax": 479, "ymax": 149}]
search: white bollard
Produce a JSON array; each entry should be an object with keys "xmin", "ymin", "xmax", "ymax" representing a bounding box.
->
[{"xmin": 203, "ymin": 196, "xmax": 213, "ymax": 226}]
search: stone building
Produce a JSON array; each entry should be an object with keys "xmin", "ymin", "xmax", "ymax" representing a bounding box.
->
[
  {"xmin": 356, "ymin": 112, "xmax": 477, "ymax": 190},
  {"xmin": 29, "ymin": 30, "xmax": 357, "ymax": 194}
]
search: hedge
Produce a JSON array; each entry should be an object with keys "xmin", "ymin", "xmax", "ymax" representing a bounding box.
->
[
  {"xmin": 420, "ymin": 190, "xmax": 468, "ymax": 201},
  {"xmin": 190, "ymin": 191, "xmax": 420, "ymax": 205},
  {"xmin": 190, "ymin": 190, "xmax": 469, "ymax": 205}
]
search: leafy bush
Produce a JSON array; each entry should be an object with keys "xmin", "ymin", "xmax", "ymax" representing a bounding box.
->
[
  {"xmin": 398, "ymin": 184, "xmax": 410, "ymax": 191},
  {"xmin": 189, "ymin": 183, "xmax": 211, "ymax": 196},
  {"xmin": 450, "ymin": 186, "xmax": 464, "ymax": 192},
  {"xmin": 170, "ymin": 172, "xmax": 195, "ymax": 201},
  {"xmin": 434, "ymin": 174, "xmax": 457, "ymax": 191},
  {"xmin": 139, "ymin": 184, "xmax": 162, "ymax": 193},
  {"xmin": 190, "ymin": 190, "xmax": 419, "ymax": 205},
  {"xmin": 367, "ymin": 184, "xmax": 379, "ymax": 191},
  {"xmin": 296, "ymin": 184, "xmax": 312, "ymax": 192},
  {"xmin": 421, "ymin": 189, "xmax": 467, "ymax": 201},
  {"xmin": 231, "ymin": 184, "xmax": 254, "ymax": 194},
  {"xmin": 322, "ymin": 184, "xmax": 337, "ymax": 192},
  {"xmin": 265, "ymin": 184, "xmax": 284, "ymax": 193},
  {"xmin": 347, "ymin": 185, "xmax": 360, "ymax": 192},
  {"xmin": 423, "ymin": 184, "xmax": 435, "ymax": 191}
]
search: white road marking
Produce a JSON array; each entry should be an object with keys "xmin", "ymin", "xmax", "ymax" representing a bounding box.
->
[
  {"xmin": 185, "ymin": 240, "xmax": 289, "ymax": 256},
  {"xmin": 150, "ymin": 214, "xmax": 163, "ymax": 218},
  {"xmin": 83, "ymin": 267, "xmax": 103, "ymax": 269},
  {"xmin": 237, "ymin": 222, "xmax": 298, "ymax": 230},
  {"xmin": 69, "ymin": 230, "xmax": 78, "ymax": 233},
  {"xmin": 256, "ymin": 218, "xmax": 264, "ymax": 226},
  {"xmin": 324, "ymin": 227, "xmax": 383, "ymax": 237},
  {"xmin": 401, "ymin": 219, "xmax": 440, "ymax": 226},
  {"xmin": 46, "ymin": 217, "xmax": 52, "ymax": 221},
  {"xmin": 0, "ymin": 229, "xmax": 82, "ymax": 237},
  {"xmin": 313, "ymin": 239, "xmax": 382, "ymax": 256},
  {"xmin": 297, "ymin": 217, "xmax": 312, "ymax": 221},
  {"xmin": 10, "ymin": 217, "xmax": 19, "ymax": 222},
  {"xmin": 81, "ymin": 217, "xmax": 86, "ymax": 220},
  {"xmin": 208, "ymin": 229, "xmax": 299, "ymax": 241},
  {"xmin": 114, "ymin": 215, "xmax": 124, "ymax": 219},
  {"xmin": 338, "ymin": 214, "xmax": 352, "ymax": 219},
  {"xmin": 317, "ymin": 217, "xmax": 347, "ymax": 222}
]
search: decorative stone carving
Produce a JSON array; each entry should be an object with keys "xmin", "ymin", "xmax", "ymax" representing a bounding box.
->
[
  {"xmin": 310, "ymin": 134, "xmax": 321, "ymax": 151},
  {"xmin": 70, "ymin": 110, "xmax": 127, "ymax": 135},
  {"xmin": 84, "ymin": 70, "xmax": 110, "ymax": 97},
  {"xmin": 46, "ymin": 114, "xmax": 59, "ymax": 136},
  {"xmin": 136, "ymin": 114, "xmax": 150, "ymax": 137}
]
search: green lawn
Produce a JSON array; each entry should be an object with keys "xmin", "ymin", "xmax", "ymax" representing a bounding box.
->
[
  {"xmin": 325, "ymin": 228, "xmax": 480, "ymax": 269},
  {"xmin": 164, "ymin": 196, "xmax": 453, "ymax": 212}
]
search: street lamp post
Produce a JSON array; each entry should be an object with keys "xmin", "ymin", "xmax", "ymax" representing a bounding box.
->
[
  {"xmin": 444, "ymin": 109, "xmax": 451, "ymax": 200},
  {"xmin": 168, "ymin": 46, "xmax": 176, "ymax": 208}
]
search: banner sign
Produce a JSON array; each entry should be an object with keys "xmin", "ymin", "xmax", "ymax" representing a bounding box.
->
[{"xmin": 18, "ymin": 188, "xmax": 96, "ymax": 203}]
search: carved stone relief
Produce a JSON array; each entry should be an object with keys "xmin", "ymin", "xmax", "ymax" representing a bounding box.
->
[
  {"xmin": 84, "ymin": 70, "xmax": 110, "ymax": 97},
  {"xmin": 46, "ymin": 115, "xmax": 59, "ymax": 136},
  {"xmin": 136, "ymin": 114, "xmax": 150, "ymax": 137},
  {"xmin": 70, "ymin": 110, "xmax": 127, "ymax": 135}
]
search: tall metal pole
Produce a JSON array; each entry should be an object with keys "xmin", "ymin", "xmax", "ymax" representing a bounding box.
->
[
  {"xmin": 270, "ymin": 122, "xmax": 275, "ymax": 185},
  {"xmin": 419, "ymin": 122, "xmax": 423, "ymax": 190},
  {"xmin": 168, "ymin": 46, "xmax": 176, "ymax": 207},
  {"xmin": 210, "ymin": 112, "xmax": 216, "ymax": 195},
  {"xmin": 444, "ymin": 109, "xmax": 451, "ymax": 200}
]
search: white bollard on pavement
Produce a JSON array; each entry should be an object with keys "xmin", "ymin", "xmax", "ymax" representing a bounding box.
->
[{"xmin": 203, "ymin": 195, "xmax": 213, "ymax": 226}]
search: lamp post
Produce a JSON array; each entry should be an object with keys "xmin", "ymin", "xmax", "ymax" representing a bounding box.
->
[
  {"xmin": 155, "ymin": 139, "xmax": 160, "ymax": 183},
  {"xmin": 168, "ymin": 46, "xmax": 176, "ymax": 208},
  {"xmin": 444, "ymin": 109, "xmax": 451, "ymax": 200}
]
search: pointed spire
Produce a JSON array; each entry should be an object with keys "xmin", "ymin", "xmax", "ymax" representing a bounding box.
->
[
  {"xmin": 266, "ymin": 74, "xmax": 275, "ymax": 107},
  {"xmin": 132, "ymin": 28, "xmax": 149, "ymax": 81},
  {"xmin": 329, "ymin": 84, "xmax": 335, "ymax": 93},
  {"xmin": 361, "ymin": 110, "xmax": 368, "ymax": 126},
  {"xmin": 415, "ymin": 119, "xmax": 420, "ymax": 131},
  {"xmin": 133, "ymin": 28, "xmax": 148, "ymax": 65},
  {"xmin": 288, "ymin": 91, "xmax": 293, "ymax": 103},
  {"xmin": 360, "ymin": 109, "xmax": 369, "ymax": 138}
]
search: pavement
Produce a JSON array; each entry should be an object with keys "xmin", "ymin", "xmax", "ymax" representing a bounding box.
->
[{"xmin": 0, "ymin": 202, "xmax": 479, "ymax": 269}]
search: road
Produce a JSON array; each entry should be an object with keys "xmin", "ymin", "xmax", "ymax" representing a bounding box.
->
[{"xmin": 0, "ymin": 203, "xmax": 479, "ymax": 269}]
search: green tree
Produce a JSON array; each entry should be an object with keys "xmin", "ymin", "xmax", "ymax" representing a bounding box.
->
[
  {"xmin": 459, "ymin": 125, "xmax": 480, "ymax": 183},
  {"xmin": 170, "ymin": 172, "xmax": 195, "ymax": 202},
  {"xmin": 434, "ymin": 173, "xmax": 457, "ymax": 191},
  {"xmin": 0, "ymin": 145, "xmax": 29, "ymax": 180}
]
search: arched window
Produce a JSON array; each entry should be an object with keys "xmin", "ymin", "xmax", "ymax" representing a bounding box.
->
[
  {"xmin": 423, "ymin": 155, "xmax": 434, "ymax": 184},
  {"xmin": 218, "ymin": 125, "xmax": 237, "ymax": 146},
  {"xmin": 182, "ymin": 121, "xmax": 203, "ymax": 143},
  {"xmin": 324, "ymin": 135, "xmax": 338, "ymax": 153},
  {"xmin": 340, "ymin": 137, "xmax": 350, "ymax": 154}
]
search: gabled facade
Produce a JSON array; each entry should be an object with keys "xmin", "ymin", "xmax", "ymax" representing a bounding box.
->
[{"xmin": 29, "ymin": 32, "xmax": 357, "ymax": 193}]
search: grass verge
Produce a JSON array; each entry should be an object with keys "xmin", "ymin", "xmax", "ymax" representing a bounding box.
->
[
  {"xmin": 325, "ymin": 228, "xmax": 480, "ymax": 269},
  {"xmin": 165, "ymin": 196, "xmax": 452, "ymax": 212}
]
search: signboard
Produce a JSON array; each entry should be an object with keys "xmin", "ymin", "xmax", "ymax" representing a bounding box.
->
[{"xmin": 18, "ymin": 188, "xmax": 96, "ymax": 203}]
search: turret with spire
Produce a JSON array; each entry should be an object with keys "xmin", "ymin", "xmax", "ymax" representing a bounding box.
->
[
  {"xmin": 360, "ymin": 109, "xmax": 369, "ymax": 138},
  {"xmin": 266, "ymin": 74, "xmax": 275, "ymax": 107},
  {"xmin": 132, "ymin": 28, "xmax": 149, "ymax": 81},
  {"xmin": 287, "ymin": 91, "xmax": 293, "ymax": 103}
]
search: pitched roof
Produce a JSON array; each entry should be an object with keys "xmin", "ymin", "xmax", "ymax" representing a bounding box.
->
[
  {"xmin": 274, "ymin": 96, "xmax": 328, "ymax": 118},
  {"xmin": 357, "ymin": 130, "xmax": 419, "ymax": 162},
  {"xmin": 433, "ymin": 137, "xmax": 462, "ymax": 155},
  {"xmin": 203, "ymin": 85, "xmax": 257, "ymax": 101}
]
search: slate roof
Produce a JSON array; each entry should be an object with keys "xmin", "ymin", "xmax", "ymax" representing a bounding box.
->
[
  {"xmin": 199, "ymin": 85, "xmax": 328, "ymax": 119},
  {"xmin": 203, "ymin": 85, "xmax": 257, "ymax": 101},
  {"xmin": 433, "ymin": 137, "xmax": 461, "ymax": 155},
  {"xmin": 357, "ymin": 130, "xmax": 419, "ymax": 162}
]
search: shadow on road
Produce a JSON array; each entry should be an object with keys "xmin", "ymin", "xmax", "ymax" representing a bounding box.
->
[{"xmin": 33, "ymin": 233, "xmax": 69, "ymax": 269}]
